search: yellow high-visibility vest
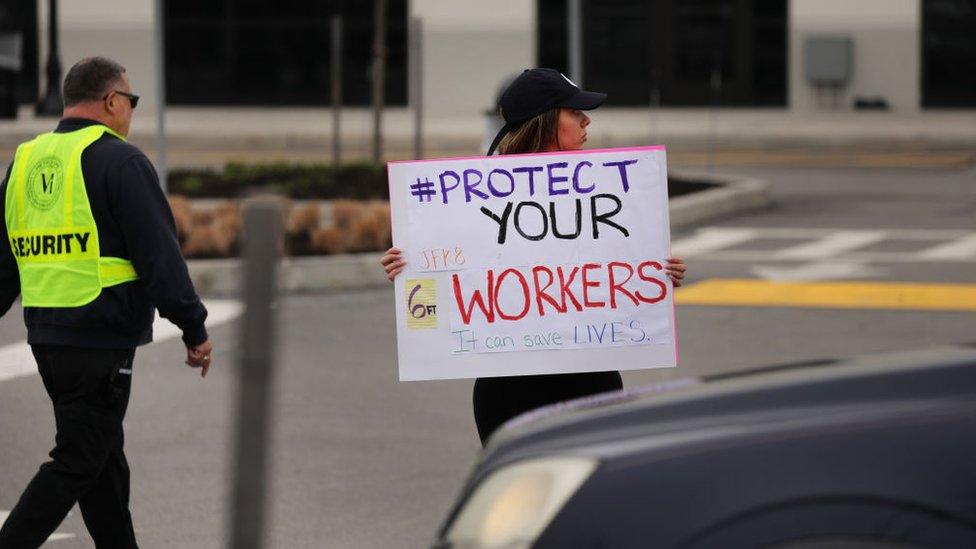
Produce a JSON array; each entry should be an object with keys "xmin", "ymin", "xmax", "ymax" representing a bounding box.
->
[{"xmin": 5, "ymin": 125, "xmax": 138, "ymax": 307}]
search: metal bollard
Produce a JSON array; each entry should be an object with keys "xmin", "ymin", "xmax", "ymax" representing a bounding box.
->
[
  {"xmin": 409, "ymin": 17, "xmax": 424, "ymax": 160},
  {"xmin": 331, "ymin": 15, "xmax": 343, "ymax": 169},
  {"xmin": 229, "ymin": 196, "xmax": 282, "ymax": 549}
]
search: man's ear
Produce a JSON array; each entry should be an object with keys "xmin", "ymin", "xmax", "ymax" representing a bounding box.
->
[{"xmin": 107, "ymin": 95, "xmax": 122, "ymax": 117}]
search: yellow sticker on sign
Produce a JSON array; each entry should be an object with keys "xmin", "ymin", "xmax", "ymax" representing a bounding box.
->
[{"xmin": 406, "ymin": 279, "xmax": 438, "ymax": 329}]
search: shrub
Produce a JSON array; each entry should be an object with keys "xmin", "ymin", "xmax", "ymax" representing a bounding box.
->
[
  {"xmin": 168, "ymin": 162, "xmax": 389, "ymax": 200},
  {"xmin": 285, "ymin": 203, "xmax": 322, "ymax": 256},
  {"xmin": 179, "ymin": 200, "xmax": 241, "ymax": 258},
  {"xmin": 287, "ymin": 203, "xmax": 321, "ymax": 236},
  {"xmin": 310, "ymin": 227, "xmax": 349, "ymax": 255},
  {"xmin": 167, "ymin": 195, "xmax": 193, "ymax": 243},
  {"xmin": 331, "ymin": 199, "xmax": 362, "ymax": 230}
]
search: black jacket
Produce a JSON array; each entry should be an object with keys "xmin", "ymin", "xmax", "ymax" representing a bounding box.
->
[{"xmin": 0, "ymin": 118, "xmax": 208, "ymax": 349}]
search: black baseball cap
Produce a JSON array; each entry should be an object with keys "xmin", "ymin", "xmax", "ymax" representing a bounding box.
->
[{"xmin": 486, "ymin": 68, "xmax": 607, "ymax": 155}]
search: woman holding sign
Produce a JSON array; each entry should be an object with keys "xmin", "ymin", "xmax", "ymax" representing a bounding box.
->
[{"xmin": 381, "ymin": 68, "xmax": 687, "ymax": 445}]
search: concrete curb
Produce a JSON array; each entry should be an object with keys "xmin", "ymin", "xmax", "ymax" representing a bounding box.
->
[
  {"xmin": 188, "ymin": 175, "xmax": 771, "ymax": 296},
  {"xmin": 669, "ymin": 172, "xmax": 771, "ymax": 229},
  {"xmin": 188, "ymin": 252, "xmax": 390, "ymax": 296}
]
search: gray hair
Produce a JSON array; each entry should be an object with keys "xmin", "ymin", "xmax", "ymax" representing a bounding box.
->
[{"xmin": 63, "ymin": 57, "xmax": 126, "ymax": 107}]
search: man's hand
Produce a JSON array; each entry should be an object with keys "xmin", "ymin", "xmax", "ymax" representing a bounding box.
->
[{"xmin": 186, "ymin": 340, "xmax": 214, "ymax": 378}]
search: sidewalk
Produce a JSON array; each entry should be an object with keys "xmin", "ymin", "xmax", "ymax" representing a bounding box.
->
[{"xmin": 1, "ymin": 106, "xmax": 974, "ymax": 168}]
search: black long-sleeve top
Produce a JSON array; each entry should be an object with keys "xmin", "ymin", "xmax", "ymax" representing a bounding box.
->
[{"xmin": 0, "ymin": 118, "xmax": 208, "ymax": 349}]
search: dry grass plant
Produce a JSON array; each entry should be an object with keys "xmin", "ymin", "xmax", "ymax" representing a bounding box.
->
[{"xmin": 173, "ymin": 196, "xmax": 392, "ymax": 259}]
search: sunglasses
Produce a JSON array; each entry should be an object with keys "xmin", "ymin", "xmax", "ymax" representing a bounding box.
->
[{"xmin": 103, "ymin": 90, "xmax": 139, "ymax": 109}]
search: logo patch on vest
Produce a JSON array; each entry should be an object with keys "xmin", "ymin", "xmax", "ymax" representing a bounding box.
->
[{"xmin": 25, "ymin": 156, "xmax": 65, "ymax": 210}]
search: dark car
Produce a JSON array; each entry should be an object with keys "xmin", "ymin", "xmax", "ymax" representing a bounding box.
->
[{"xmin": 431, "ymin": 345, "xmax": 976, "ymax": 549}]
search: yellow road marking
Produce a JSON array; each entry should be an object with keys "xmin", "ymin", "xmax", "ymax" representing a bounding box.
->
[{"xmin": 676, "ymin": 279, "xmax": 976, "ymax": 311}]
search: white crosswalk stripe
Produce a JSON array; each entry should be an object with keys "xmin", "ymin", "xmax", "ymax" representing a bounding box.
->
[
  {"xmin": 0, "ymin": 299, "xmax": 242, "ymax": 384},
  {"xmin": 673, "ymin": 227, "xmax": 976, "ymax": 263},
  {"xmin": 919, "ymin": 233, "xmax": 976, "ymax": 260},
  {"xmin": 668, "ymin": 228, "xmax": 758, "ymax": 255},
  {"xmin": 776, "ymin": 231, "xmax": 887, "ymax": 260},
  {"xmin": 0, "ymin": 510, "xmax": 75, "ymax": 542}
]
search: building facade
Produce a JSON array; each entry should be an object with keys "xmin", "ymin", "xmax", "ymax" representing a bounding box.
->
[{"xmin": 5, "ymin": 0, "xmax": 975, "ymax": 117}]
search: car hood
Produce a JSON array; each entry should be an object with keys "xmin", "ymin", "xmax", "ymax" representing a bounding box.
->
[{"xmin": 479, "ymin": 344, "xmax": 976, "ymax": 472}]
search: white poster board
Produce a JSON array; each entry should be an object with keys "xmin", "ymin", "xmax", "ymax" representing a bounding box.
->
[{"xmin": 389, "ymin": 146, "xmax": 677, "ymax": 381}]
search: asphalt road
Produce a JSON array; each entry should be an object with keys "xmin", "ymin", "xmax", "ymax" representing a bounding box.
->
[{"xmin": 1, "ymin": 164, "xmax": 974, "ymax": 548}]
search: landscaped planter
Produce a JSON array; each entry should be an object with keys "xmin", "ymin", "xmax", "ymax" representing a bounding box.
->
[
  {"xmin": 167, "ymin": 162, "xmax": 737, "ymax": 260},
  {"xmin": 169, "ymin": 197, "xmax": 391, "ymax": 259}
]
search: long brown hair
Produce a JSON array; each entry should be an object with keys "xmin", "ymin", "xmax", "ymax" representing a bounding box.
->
[{"xmin": 496, "ymin": 108, "xmax": 560, "ymax": 155}]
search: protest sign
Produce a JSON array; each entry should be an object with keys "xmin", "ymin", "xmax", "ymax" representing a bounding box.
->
[{"xmin": 389, "ymin": 146, "xmax": 677, "ymax": 381}]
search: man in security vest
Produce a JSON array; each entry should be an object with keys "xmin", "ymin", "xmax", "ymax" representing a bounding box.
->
[{"xmin": 0, "ymin": 57, "xmax": 211, "ymax": 548}]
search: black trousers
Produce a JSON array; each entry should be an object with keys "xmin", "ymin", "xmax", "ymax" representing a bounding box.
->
[
  {"xmin": 0, "ymin": 345, "xmax": 138, "ymax": 549},
  {"xmin": 473, "ymin": 371, "xmax": 623, "ymax": 445}
]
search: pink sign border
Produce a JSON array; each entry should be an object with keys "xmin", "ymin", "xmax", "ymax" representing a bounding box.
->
[{"xmin": 387, "ymin": 144, "xmax": 667, "ymax": 166}]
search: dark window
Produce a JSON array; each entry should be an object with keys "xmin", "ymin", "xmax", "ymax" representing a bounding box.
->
[
  {"xmin": 164, "ymin": 0, "xmax": 407, "ymax": 106},
  {"xmin": 583, "ymin": 0, "xmax": 655, "ymax": 105},
  {"xmin": 538, "ymin": 0, "xmax": 787, "ymax": 107},
  {"xmin": 922, "ymin": 0, "xmax": 976, "ymax": 107},
  {"xmin": 0, "ymin": 0, "xmax": 38, "ymax": 104},
  {"xmin": 538, "ymin": 0, "xmax": 569, "ymax": 76},
  {"xmin": 674, "ymin": 1, "xmax": 737, "ymax": 82}
]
